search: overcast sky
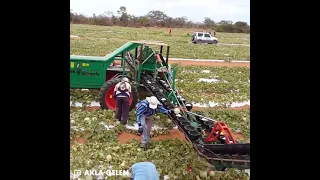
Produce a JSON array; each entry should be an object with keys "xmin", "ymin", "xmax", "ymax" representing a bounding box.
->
[{"xmin": 70, "ymin": 0, "xmax": 250, "ymax": 24}]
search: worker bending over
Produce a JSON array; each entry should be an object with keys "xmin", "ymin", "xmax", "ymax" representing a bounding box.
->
[
  {"xmin": 114, "ymin": 77, "xmax": 131, "ymax": 125},
  {"xmin": 136, "ymin": 96, "xmax": 172, "ymax": 148},
  {"xmin": 130, "ymin": 162, "xmax": 159, "ymax": 180}
]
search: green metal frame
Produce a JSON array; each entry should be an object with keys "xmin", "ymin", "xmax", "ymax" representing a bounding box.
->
[
  {"xmin": 70, "ymin": 41, "xmax": 175, "ymax": 91},
  {"xmin": 69, "ymin": 40, "xmax": 184, "ymax": 107},
  {"xmin": 167, "ymin": 67, "xmax": 177, "ymax": 104},
  {"xmin": 70, "ymin": 42, "xmax": 140, "ymax": 88}
]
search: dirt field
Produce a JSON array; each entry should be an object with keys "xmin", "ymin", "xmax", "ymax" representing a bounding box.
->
[
  {"xmin": 169, "ymin": 60, "xmax": 250, "ymax": 67},
  {"xmin": 118, "ymin": 130, "xmax": 187, "ymax": 144},
  {"xmin": 118, "ymin": 130, "xmax": 248, "ymax": 144},
  {"xmin": 74, "ymin": 130, "xmax": 249, "ymax": 146}
]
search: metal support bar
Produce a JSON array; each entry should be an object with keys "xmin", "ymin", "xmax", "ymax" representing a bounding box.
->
[
  {"xmin": 125, "ymin": 52, "xmax": 136, "ymax": 82},
  {"xmin": 171, "ymin": 68, "xmax": 176, "ymax": 91},
  {"xmin": 142, "ymin": 52, "xmax": 154, "ymax": 64},
  {"xmin": 121, "ymin": 52, "xmax": 124, "ymax": 66},
  {"xmin": 166, "ymin": 46, "xmax": 170, "ymax": 65},
  {"xmin": 158, "ymin": 62, "xmax": 187, "ymax": 116},
  {"xmin": 139, "ymin": 45, "xmax": 143, "ymax": 63},
  {"xmin": 136, "ymin": 61, "xmax": 139, "ymax": 83},
  {"xmin": 135, "ymin": 47, "xmax": 138, "ymax": 59},
  {"xmin": 122, "ymin": 56, "xmax": 126, "ymax": 77},
  {"xmin": 154, "ymin": 57, "xmax": 158, "ymax": 81},
  {"xmin": 137, "ymin": 64, "xmax": 142, "ymax": 88},
  {"xmin": 186, "ymin": 112, "xmax": 216, "ymax": 122}
]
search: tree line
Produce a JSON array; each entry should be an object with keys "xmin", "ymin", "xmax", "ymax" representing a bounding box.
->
[{"xmin": 70, "ymin": 6, "xmax": 250, "ymax": 34}]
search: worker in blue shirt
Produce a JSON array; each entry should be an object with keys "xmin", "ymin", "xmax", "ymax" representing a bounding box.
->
[
  {"xmin": 130, "ymin": 162, "xmax": 159, "ymax": 180},
  {"xmin": 136, "ymin": 96, "xmax": 172, "ymax": 148}
]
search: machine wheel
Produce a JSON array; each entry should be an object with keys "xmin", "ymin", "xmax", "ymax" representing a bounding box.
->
[
  {"xmin": 99, "ymin": 78, "xmax": 138, "ymax": 111},
  {"xmin": 212, "ymin": 40, "xmax": 218, "ymax": 44}
]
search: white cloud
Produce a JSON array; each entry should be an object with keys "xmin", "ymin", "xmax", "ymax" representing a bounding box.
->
[{"xmin": 70, "ymin": 0, "xmax": 250, "ymax": 23}]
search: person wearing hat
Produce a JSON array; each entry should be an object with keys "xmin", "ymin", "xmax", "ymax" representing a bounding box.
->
[
  {"xmin": 136, "ymin": 96, "xmax": 172, "ymax": 148},
  {"xmin": 129, "ymin": 162, "xmax": 159, "ymax": 180},
  {"xmin": 114, "ymin": 77, "xmax": 131, "ymax": 125}
]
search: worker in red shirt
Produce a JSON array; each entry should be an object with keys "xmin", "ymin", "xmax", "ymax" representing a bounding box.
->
[{"xmin": 169, "ymin": 28, "xmax": 172, "ymax": 35}]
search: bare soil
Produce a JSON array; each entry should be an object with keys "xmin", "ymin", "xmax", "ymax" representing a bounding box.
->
[
  {"xmin": 118, "ymin": 130, "xmax": 249, "ymax": 144},
  {"xmin": 118, "ymin": 129, "xmax": 187, "ymax": 144},
  {"xmin": 76, "ymin": 137, "xmax": 85, "ymax": 144}
]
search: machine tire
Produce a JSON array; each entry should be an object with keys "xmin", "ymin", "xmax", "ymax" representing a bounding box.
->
[{"xmin": 99, "ymin": 78, "xmax": 138, "ymax": 111}]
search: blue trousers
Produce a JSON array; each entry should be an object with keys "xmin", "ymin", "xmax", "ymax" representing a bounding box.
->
[{"xmin": 138, "ymin": 115, "xmax": 153, "ymax": 144}]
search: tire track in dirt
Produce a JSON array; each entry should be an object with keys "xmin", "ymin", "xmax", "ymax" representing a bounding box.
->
[
  {"xmin": 114, "ymin": 59, "xmax": 250, "ymax": 67},
  {"xmin": 168, "ymin": 60, "xmax": 250, "ymax": 67},
  {"xmin": 118, "ymin": 130, "xmax": 187, "ymax": 144},
  {"xmin": 218, "ymin": 43, "xmax": 250, "ymax": 47}
]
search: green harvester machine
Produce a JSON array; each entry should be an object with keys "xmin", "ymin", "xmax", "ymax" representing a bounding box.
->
[
  {"xmin": 70, "ymin": 41, "xmax": 178, "ymax": 110},
  {"xmin": 70, "ymin": 40, "xmax": 250, "ymax": 170}
]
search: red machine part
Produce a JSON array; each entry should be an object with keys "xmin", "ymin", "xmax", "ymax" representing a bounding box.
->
[
  {"xmin": 156, "ymin": 54, "xmax": 162, "ymax": 63},
  {"xmin": 104, "ymin": 52, "xmax": 137, "ymax": 110},
  {"xmin": 205, "ymin": 121, "xmax": 236, "ymax": 144}
]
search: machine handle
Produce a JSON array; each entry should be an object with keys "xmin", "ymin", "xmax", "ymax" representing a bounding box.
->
[{"xmin": 77, "ymin": 64, "xmax": 81, "ymax": 73}]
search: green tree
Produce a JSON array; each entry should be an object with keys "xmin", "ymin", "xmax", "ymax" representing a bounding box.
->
[
  {"xmin": 117, "ymin": 6, "xmax": 129, "ymax": 26},
  {"xmin": 203, "ymin": 17, "xmax": 215, "ymax": 28},
  {"xmin": 147, "ymin": 10, "xmax": 168, "ymax": 26},
  {"xmin": 234, "ymin": 21, "xmax": 249, "ymax": 33}
]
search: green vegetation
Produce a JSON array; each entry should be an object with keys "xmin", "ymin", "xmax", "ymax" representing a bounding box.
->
[
  {"xmin": 70, "ymin": 108, "xmax": 250, "ymax": 179},
  {"xmin": 70, "ymin": 24, "xmax": 250, "ymax": 60},
  {"xmin": 70, "ymin": 66, "xmax": 250, "ymax": 106},
  {"xmin": 176, "ymin": 66, "xmax": 250, "ymax": 105},
  {"xmin": 70, "ymin": 108, "xmax": 250, "ymax": 139},
  {"xmin": 70, "ymin": 6, "xmax": 250, "ymax": 180}
]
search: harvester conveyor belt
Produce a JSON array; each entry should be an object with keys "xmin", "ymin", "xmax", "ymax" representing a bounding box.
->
[
  {"xmin": 140, "ymin": 75, "xmax": 250, "ymax": 170},
  {"xmin": 167, "ymin": 112, "xmax": 250, "ymax": 170}
]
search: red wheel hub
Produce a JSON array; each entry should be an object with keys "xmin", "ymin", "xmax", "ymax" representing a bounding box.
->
[{"xmin": 105, "ymin": 85, "xmax": 134, "ymax": 110}]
